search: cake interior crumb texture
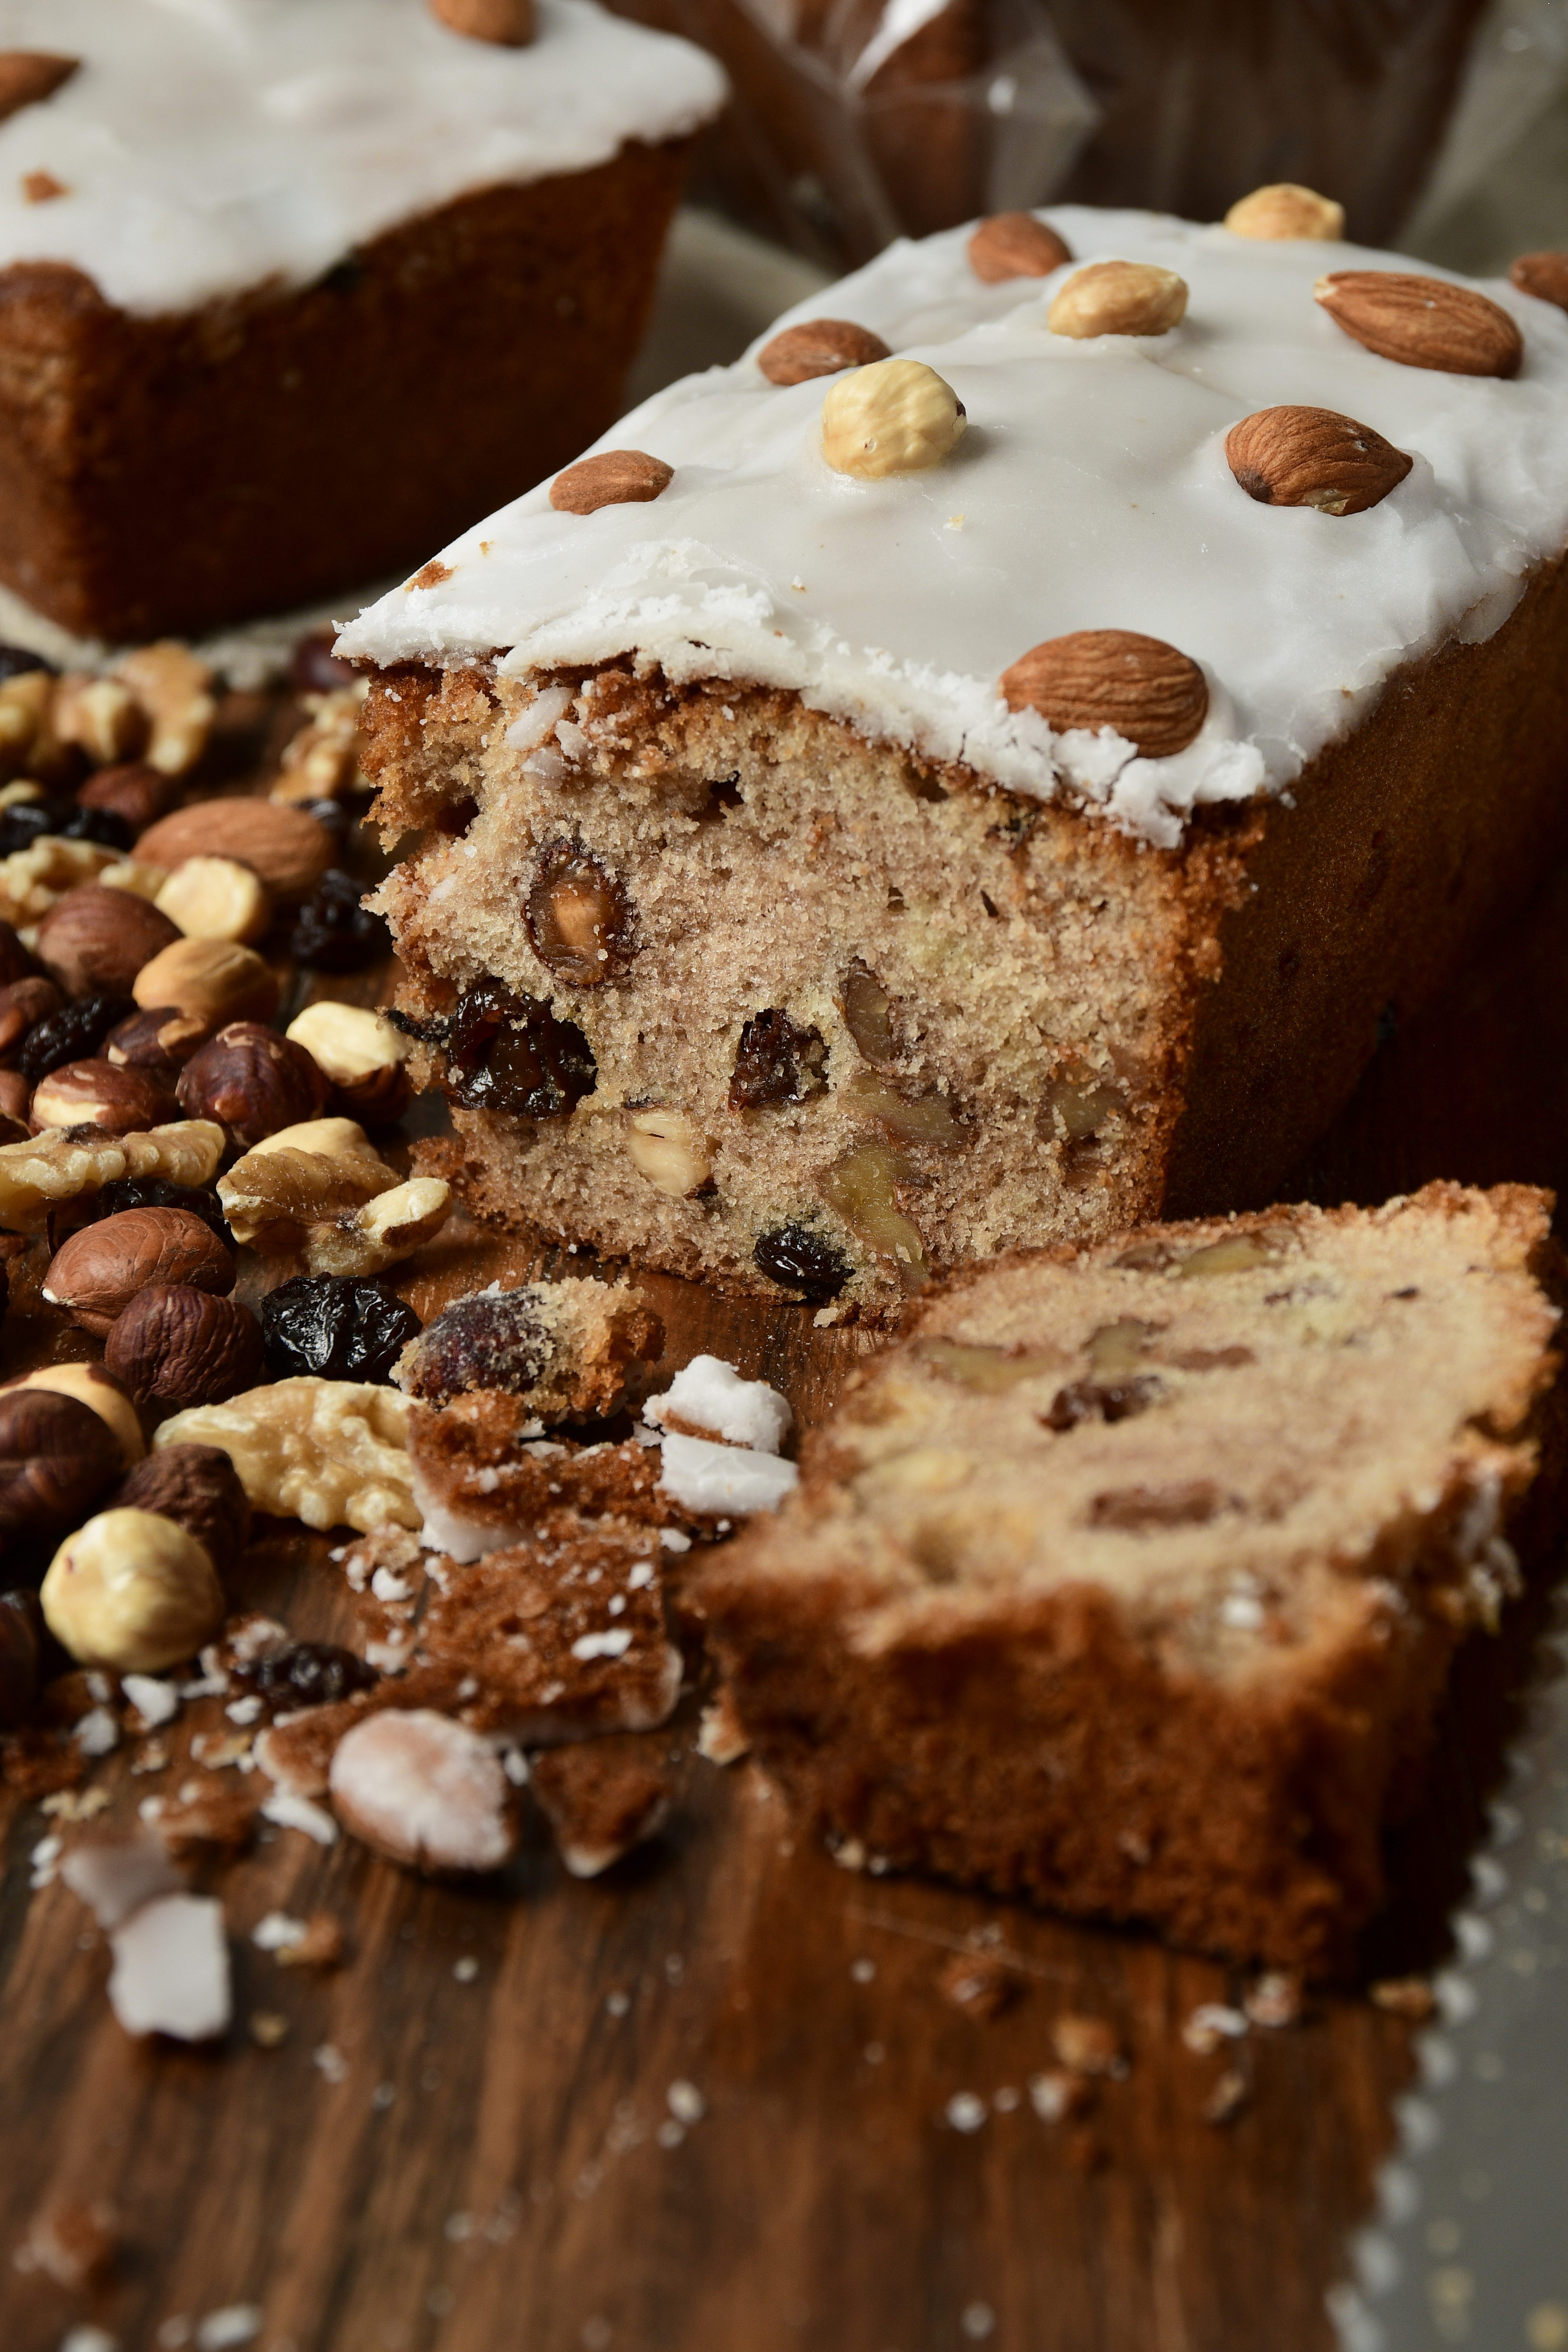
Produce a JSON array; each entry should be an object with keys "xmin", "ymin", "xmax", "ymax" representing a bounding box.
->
[{"xmin": 697, "ymin": 1185, "xmax": 1563, "ymax": 1971}]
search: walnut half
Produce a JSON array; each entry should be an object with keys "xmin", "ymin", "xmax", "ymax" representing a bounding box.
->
[{"xmin": 218, "ymin": 1116, "xmax": 450, "ymax": 1276}]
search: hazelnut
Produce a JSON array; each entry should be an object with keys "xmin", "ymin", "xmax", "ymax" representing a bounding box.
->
[
  {"xmin": 116, "ymin": 642, "xmax": 217, "ymax": 778},
  {"xmin": 43, "ymin": 1205, "xmax": 236, "ymax": 1335},
  {"xmin": 30, "ymin": 1059, "xmax": 176, "ymax": 1135},
  {"xmin": 0, "ymin": 918, "xmax": 36, "ymax": 986},
  {"xmin": 525, "ymin": 841, "xmax": 634, "ymax": 985},
  {"xmin": 1223, "ymin": 183, "xmax": 1345, "ymax": 241},
  {"xmin": 0, "ymin": 973, "xmax": 63, "ymax": 1061},
  {"xmin": 112, "ymin": 1443, "xmax": 250, "ymax": 1561},
  {"xmin": 0, "ymin": 1386, "xmax": 121, "ymax": 1544},
  {"xmin": 11, "ymin": 1362, "xmax": 144, "ymax": 1464},
  {"xmin": 77, "ymin": 761, "xmax": 182, "ymax": 832},
  {"xmin": 155, "ymin": 855, "xmax": 271, "ymax": 945},
  {"xmin": 626, "ymin": 1107, "xmax": 713, "ymax": 1196},
  {"xmin": 177, "ymin": 1021, "xmax": 328, "ymax": 1145},
  {"xmin": 131, "ymin": 937, "xmax": 279, "ymax": 1026},
  {"xmin": 53, "ymin": 674, "xmax": 148, "ymax": 768},
  {"xmin": 35, "ymin": 883, "xmax": 182, "ymax": 997},
  {"xmin": 105, "ymin": 1004, "xmax": 215, "ymax": 1075},
  {"xmin": 285, "ymin": 1001, "xmax": 410, "ymax": 1124},
  {"xmin": 41, "ymin": 1507, "xmax": 225, "ymax": 1672},
  {"xmin": 820, "ymin": 359, "xmax": 966, "ymax": 479},
  {"xmin": 1047, "ymin": 261, "xmax": 1188, "ymax": 339},
  {"xmin": 105, "ymin": 1285, "xmax": 266, "ymax": 1408},
  {"xmin": 0, "ymin": 1068, "xmax": 29, "ymax": 1121}
]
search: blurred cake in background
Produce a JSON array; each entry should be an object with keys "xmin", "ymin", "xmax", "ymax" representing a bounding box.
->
[{"xmin": 0, "ymin": 0, "xmax": 725, "ymax": 641}]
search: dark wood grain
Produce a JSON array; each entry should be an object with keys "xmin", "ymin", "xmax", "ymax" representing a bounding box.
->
[{"xmin": 8, "ymin": 797, "xmax": 1568, "ymax": 2352}]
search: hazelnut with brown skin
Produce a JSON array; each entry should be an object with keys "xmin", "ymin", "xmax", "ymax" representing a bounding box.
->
[
  {"xmin": 0, "ymin": 1588, "xmax": 42, "ymax": 1727},
  {"xmin": 105, "ymin": 1286, "xmax": 266, "ymax": 1408},
  {"xmin": 0, "ymin": 974, "xmax": 63, "ymax": 1062},
  {"xmin": 35, "ymin": 885, "xmax": 182, "ymax": 999},
  {"xmin": 43, "ymin": 1206, "xmax": 237, "ymax": 1336},
  {"xmin": 0, "ymin": 1070, "xmax": 29, "ymax": 1123},
  {"xmin": 177, "ymin": 1021, "xmax": 327, "ymax": 1146},
  {"xmin": 77, "ymin": 760, "xmax": 183, "ymax": 832},
  {"xmin": 112, "ymin": 1442, "xmax": 250, "ymax": 1561},
  {"xmin": 30, "ymin": 1058, "xmax": 177, "ymax": 1135},
  {"xmin": 0, "ymin": 1387, "xmax": 122, "ymax": 1547},
  {"xmin": 105, "ymin": 1003, "xmax": 215, "ymax": 1079}
]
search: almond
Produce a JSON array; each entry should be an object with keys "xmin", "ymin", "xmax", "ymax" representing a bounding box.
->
[
  {"xmin": 1314, "ymin": 271, "xmax": 1523, "ymax": 379},
  {"xmin": 757, "ymin": 319, "xmax": 892, "ymax": 385},
  {"xmin": 1509, "ymin": 251, "xmax": 1568, "ymax": 315},
  {"xmin": 429, "ymin": 0, "xmax": 534, "ymax": 43},
  {"xmin": 1048, "ymin": 262, "xmax": 1187, "ymax": 340},
  {"xmin": 1224, "ymin": 183, "xmax": 1344, "ymax": 241},
  {"xmin": 550, "ymin": 451, "xmax": 673, "ymax": 515},
  {"xmin": 1000, "ymin": 630, "xmax": 1208, "ymax": 758},
  {"xmin": 0, "ymin": 53, "xmax": 80, "ymax": 125},
  {"xmin": 135, "ymin": 800, "xmax": 333, "ymax": 899},
  {"xmin": 1224, "ymin": 406, "xmax": 1413, "ymax": 516},
  {"xmin": 967, "ymin": 212, "xmax": 1072, "ymax": 284}
]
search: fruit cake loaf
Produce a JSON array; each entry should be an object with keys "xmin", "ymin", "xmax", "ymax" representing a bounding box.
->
[
  {"xmin": 344, "ymin": 203, "xmax": 1568, "ymax": 1316},
  {"xmin": 698, "ymin": 1183, "xmax": 1563, "ymax": 1972},
  {"xmin": 0, "ymin": 0, "xmax": 724, "ymax": 639}
]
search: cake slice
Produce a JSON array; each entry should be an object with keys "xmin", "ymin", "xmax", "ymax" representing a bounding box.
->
[
  {"xmin": 696, "ymin": 1184, "xmax": 1562, "ymax": 1971},
  {"xmin": 345, "ymin": 203, "xmax": 1568, "ymax": 1315}
]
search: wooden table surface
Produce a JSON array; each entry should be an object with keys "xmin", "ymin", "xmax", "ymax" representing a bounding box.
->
[{"xmin": 4, "ymin": 752, "xmax": 1566, "ymax": 2352}]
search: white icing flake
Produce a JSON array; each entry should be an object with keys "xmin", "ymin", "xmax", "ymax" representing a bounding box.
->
[
  {"xmin": 644, "ymin": 1354, "xmax": 794, "ymax": 1453},
  {"xmin": 340, "ymin": 205, "xmax": 1568, "ymax": 846},
  {"xmin": 0, "ymin": 0, "xmax": 726, "ymax": 317},
  {"xmin": 657, "ymin": 1432, "xmax": 799, "ymax": 1514}
]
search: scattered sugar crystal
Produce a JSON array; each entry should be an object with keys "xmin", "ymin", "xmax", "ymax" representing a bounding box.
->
[
  {"xmin": 62, "ymin": 1833, "xmax": 181, "ymax": 1930},
  {"xmin": 667, "ymin": 2080, "xmax": 705, "ymax": 2124},
  {"xmin": 251, "ymin": 1913, "xmax": 307, "ymax": 1953},
  {"xmin": 960, "ymin": 2303, "xmax": 996, "ymax": 2341},
  {"xmin": 1182, "ymin": 2003, "xmax": 1249, "ymax": 2055},
  {"xmin": 945, "ymin": 2092, "xmax": 987, "ymax": 2132},
  {"xmin": 656, "ymin": 1432, "xmax": 798, "ymax": 1516},
  {"xmin": 313, "ymin": 2044, "xmax": 349, "ymax": 2084},
  {"xmin": 454, "ymin": 1956, "xmax": 479, "ymax": 1982},
  {"xmin": 195, "ymin": 2309, "xmax": 262, "ymax": 2350},
  {"xmin": 261, "ymin": 1793, "xmax": 338, "ymax": 1846},
  {"xmin": 225, "ymin": 1697, "xmax": 263, "ymax": 1726},
  {"xmin": 645, "ymin": 1357, "xmax": 793, "ymax": 1453},
  {"xmin": 606, "ymin": 1991, "xmax": 630, "ymax": 2017},
  {"xmin": 571, "ymin": 1628, "xmax": 633, "ymax": 1661},
  {"xmin": 657, "ymin": 1529, "xmax": 690, "ymax": 1554},
  {"xmin": 851, "ymin": 1958, "xmax": 875, "ymax": 1983},
  {"xmin": 61, "ymin": 2330, "xmax": 120, "ymax": 2352},
  {"xmin": 122, "ymin": 1676, "xmax": 180, "ymax": 1729}
]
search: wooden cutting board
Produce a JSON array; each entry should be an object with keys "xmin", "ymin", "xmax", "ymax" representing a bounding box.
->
[{"xmin": 4, "ymin": 750, "xmax": 1565, "ymax": 2352}]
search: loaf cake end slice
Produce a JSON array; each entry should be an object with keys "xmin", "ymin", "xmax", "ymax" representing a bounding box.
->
[{"xmin": 698, "ymin": 1183, "xmax": 1562, "ymax": 1971}]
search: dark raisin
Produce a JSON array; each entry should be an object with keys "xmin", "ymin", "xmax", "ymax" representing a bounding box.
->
[
  {"xmin": 0, "ymin": 644, "xmax": 54, "ymax": 684},
  {"xmin": 289, "ymin": 870, "xmax": 389, "ymax": 971},
  {"xmin": 525, "ymin": 840, "xmax": 634, "ymax": 986},
  {"xmin": 261, "ymin": 1274, "xmax": 421, "ymax": 1384},
  {"xmin": 729, "ymin": 1009, "xmax": 828, "ymax": 1110},
  {"xmin": 1044, "ymin": 1376, "xmax": 1162, "ymax": 1432},
  {"xmin": 290, "ymin": 628, "xmax": 360, "ymax": 693},
  {"xmin": 58, "ymin": 804, "xmax": 134, "ymax": 852},
  {"xmin": 0, "ymin": 801, "xmax": 61, "ymax": 857},
  {"xmin": 400, "ymin": 1287, "xmax": 551, "ymax": 1404},
  {"xmin": 396, "ymin": 979, "xmax": 596, "ymax": 1119},
  {"xmin": 289, "ymin": 796, "xmax": 351, "ymax": 840},
  {"xmin": 234, "ymin": 1642, "xmax": 379, "ymax": 1710},
  {"xmin": 753, "ymin": 1222, "xmax": 852, "ymax": 1304},
  {"xmin": 20, "ymin": 993, "xmax": 132, "ymax": 1083},
  {"xmin": 47, "ymin": 1178, "xmax": 234, "ymax": 1256}
]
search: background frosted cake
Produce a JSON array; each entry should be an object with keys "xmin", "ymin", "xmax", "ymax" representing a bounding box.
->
[
  {"xmin": 0, "ymin": 0, "xmax": 725, "ymax": 639},
  {"xmin": 343, "ymin": 197, "xmax": 1568, "ymax": 1315}
]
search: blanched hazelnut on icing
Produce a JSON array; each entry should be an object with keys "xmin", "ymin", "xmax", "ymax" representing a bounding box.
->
[
  {"xmin": 820, "ymin": 360, "xmax": 966, "ymax": 480},
  {"xmin": 1224, "ymin": 183, "xmax": 1345, "ymax": 242},
  {"xmin": 1047, "ymin": 262, "xmax": 1188, "ymax": 340},
  {"xmin": 41, "ymin": 1507, "xmax": 225, "ymax": 1673}
]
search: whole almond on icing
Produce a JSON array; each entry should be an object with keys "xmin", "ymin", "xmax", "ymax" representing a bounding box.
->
[
  {"xmin": 1225, "ymin": 406, "xmax": 1413, "ymax": 516},
  {"xmin": 1224, "ymin": 183, "xmax": 1344, "ymax": 241},
  {"xmin": 0, "ymin": 52, "xmax": 79, "ymax": 125},
  {"xmin": 550, "ymin": 451, "xmax": 674, "ymax": 515},
  {"xmin": 967, "ymin": 213, "xmax": 1071, "ymax": 285},
  {"xmin": 1314, "ymin": 271, "xmax": 1523, "ymax": 379},
  {"xmin": 428, "ymin": 0, "xmax": 534, "ymax": 43},
  {"xmin": 757, "ymin": 319, "xmax": 891, "ymax": 386},
  {"xmin": 1000, "ymin": 631, "xmax": 1208, "ymax": 758},
  {"xmin": 1509, "ymin": 251, "xmax": 1568, "ymax": 315},
  {"xmin": 1048, "ymin": 262, "xmax": 1187, "ymax": 341}
]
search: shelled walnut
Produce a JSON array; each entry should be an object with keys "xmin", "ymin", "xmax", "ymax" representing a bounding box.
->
[
  {"xmin": 156, "ymin": 1378, "xmax": 418, "ymax": 1532},
  {"xmin": 0, "ymin": 1117, "xmax": 223, "ymax": 1229},
  {"xmin": 218, "ymin": 1116, "xmax": 450, "ymax": 1275}
]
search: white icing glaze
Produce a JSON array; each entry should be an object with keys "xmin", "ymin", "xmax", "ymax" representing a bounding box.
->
[
  {"xmin": 0, "ymin": 0, "xmax": 726, "ymax": 316},
  {"xmin": 339, "ymin": 206, "xmax": 1568, "ymax": 848}
]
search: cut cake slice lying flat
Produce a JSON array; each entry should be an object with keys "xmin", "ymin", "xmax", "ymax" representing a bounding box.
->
[{"xmin": 698, "ymin": 1183, "xmax": 1563, "ymax": 1972}]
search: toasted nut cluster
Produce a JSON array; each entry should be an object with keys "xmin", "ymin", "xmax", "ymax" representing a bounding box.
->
[
  {"xmin": 30, "ymin": 1059, "xmax": 175, "ymax": 1135},
  {"xmin": 285, "ymin": 1002, "xmax": 409, "ymax": 1124},
  {"xmin": 0, "ymin": 1387, "xmax": 120, "ymax": 1544},
  {"xmin": 1000, "ymin": 628, "xmax": 1209, "ymax": 758},
  {"xmin": 626, "ymin": 1107, "xmax": 713, "ymax": 1197},
  {"xmin": 429, "ymin": 0, "xmax": 534, "ymax": 43},
  {"xmin": 12, "ymin": 1362, "xmax": 144, "ymax": 1464},
  {"xmin": 967, "ymin": 212, "xmax": 1071, "ymax": 284},
  {"xmin": 820, "ymin": 359, "xmax": 965, "ymax": 479},
  {"xmin": 105, "ymin": 1285, "xmax": 266, "ymax": 1408},
  {"xmin": 41, "ymin": 1507, "xmax": 225, "ymax": 1672},
  {"xmin": 0, "ymin": 838, "xmax": 129, "ymax": 930},
  {"xmin": 0, "ymin": 1116, "xmax": 223, "ymax": 1230},
  {"xmin": 271, "ymin": 684, "xmax": 369, "ymax": 808},
  {"xmin": 135, "ymin": 800, "xmax": 333, "ymax": 898},
  {"xmin": 43, "ymin": 1204, "xmax": 236, "ymax": 1335},
  {"xmin": 1510, "ymin": 251, "xmax": 1568, "ymax": 313},
  {"xmin": 1314, "ymin": 270, "xmax": 1523, "ymax": 379},
  {"xmin": 132, "ymin": 937, "xmax": 278, "ymax": 1026},
  {"xmin": 35, "ymin": 882, "xmax": 182, "ymax": 996},
  {"xmin": 156, "ymin": 1378, "xmax": 418, "ymax": 1532},
  {"xmin": 550, "ymin": 450, "xmax": 674, "ymax": 514},
  {"xmin": 757, "ymin": 318, "xmax": 892, "ymax": 385},
  {"xmin": 218, "ymin": 1115, "xmax": 451, "ymax": 1275},
  {"xmin": 1048, "ymin": 261, "xmax": 1188, "ymax": 339},
  {"xmin": 177, "ymin": 1021, "xmax": 328, "ymax": 1145},
  {"xmin": 1225, "ymin": 406, "xmax": 1413, "ymax": 516},
  {"xmin": 155, "ymin": 856, "xmax": 272, "ymax": 944},
  {"xmin": 1224, "ymin": 183, "xmax": 1345, "ymax": 242}
]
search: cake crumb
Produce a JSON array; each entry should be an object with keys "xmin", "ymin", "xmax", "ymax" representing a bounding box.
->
[
  {"xmin": 938, "ymin": 1951, "xmax": 1015, "ymax": 2019},
  {"xmin": 1050, "ymin": 2015, "xmax": 1125, "ymax": 2077},
  {"xmin": 1371, "ymin": 1976, "xmax": 1437, "ymax": 2020}
]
